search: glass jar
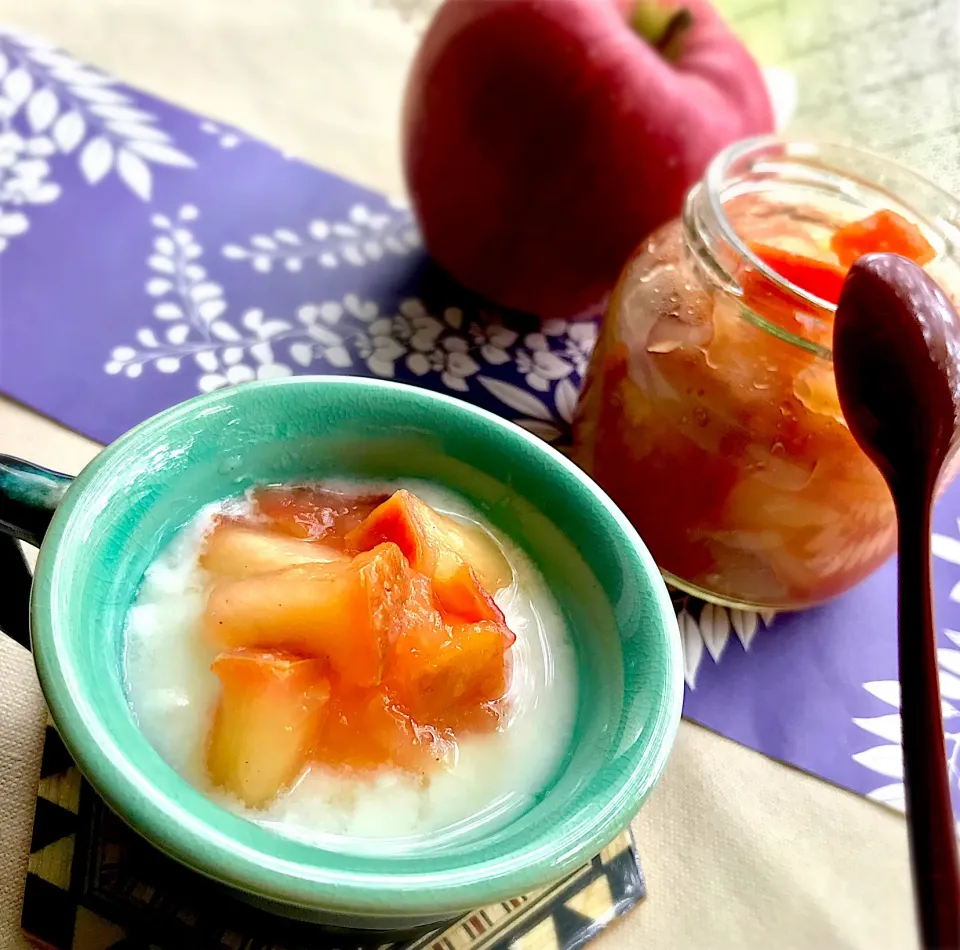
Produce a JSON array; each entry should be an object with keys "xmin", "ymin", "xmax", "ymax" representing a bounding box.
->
[{"xmin": 571, "ymin": 137, "xmax": 960, "ymax": 611}]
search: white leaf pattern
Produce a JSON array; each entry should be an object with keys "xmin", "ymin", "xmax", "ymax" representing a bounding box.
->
[
  {"xmin": 92, "ymin": 104, "xmax": 154, "ymax": 122},
  {"xmin": 3, "ymin": 68, "xmax": 32, "ymax": 104},
  {"xmin": 0, "ymin": 33, "xmax": 192, "ymax": 229},
  {"xmin": 153, "ymin": 302, "xmax": 183, "ymax": 320},
  {"xmin": 290, "ymin": 342, "xmax": 314, "ymax": 367},
  {"xmin": 198, "ymin": 299, "xmax": 227, "ymax": 322},
  {"xmin": 852, "ymin": 745, "xmax": 903, "ymax": 780},
  {"xmin": 52, "ymin": 110, "xmax": 84, "ymax": 152},
  {"xmin": 148, "ymin": 254, "xmax": 174, "ymax": 274},
  {"xmin": 117, "ymin": 149, "xmax": 151, "ymax": 200},
  {"xmin": 852, "ymin": 714, "xmax": 901, "ymax": 743},
  {"xmin": 127, "ymin": 139, "xmax": 194, "ymax": 167},
  {"xmin": 477, "ymin": 377, "xmax": 553, "ymax": 420},
  {"xmin": 660, "ymin": 595, "xmax": 770, "ymax": 687},
  {"xmin": 166, "ymin": 325, "xmax": 189, "ymax": 345},
  {"xmin": 679, "ymin": 610, "xmax": 703, "ymax": 689},
  {"xmin": 934, "ymin": 533, "xmax": 960, "ymax": 566},
  {"xmin": 146, "ymin": 277, "xmax": 171, "ymax": 296},
  {"xmin": 223, "ymin": 207, "xmax": 419, "ymax": 273},
  {"xmin": 79, "ymin": 135, "xmax": 113, "ymax": 183},
  {"xmin": 864, "ymin": 681, "xmax": 901, "ymax": 708},
  {"xmin": 554, "ymin": 377, "xmax": 579, "ymax": 424},
  {"xmin": 699, "ymin": 603, "xmax": 731, "ymax": 663},
  {"xmin": 191, "ymin": 282, "xmax": 223, "ymax": 303},
  {"xmin": 939, "ymin": 669, "xmax": 960, "ymax": 700},
  {"xmin": 70, "ymin": 85, "xmax": 127, "ymax": 104},
  {"xmin": 250, "ymin": 341, "xmax": 273, "ymax": 365},
  {"xmin": 211, "ymin": 321, "xmax": 241, "ymax": 342},
  {"xmin": 324, "ymin": 346, "xmax": 352, "ymax": 368},
  {"xmin": 0, "ymin": 212, "xmax": 28, "ymax": 236},
  {"xmin": 26, "ymin": 87, "xmax": 57, "ymax": 131},
  {"xmin": 199, "ymin": 374, "xmax": 227, "ymax": 392},
  {"xmin": 855, "ymin": 521, "xmax": 960, "ymax": 825},
  {"xmin": 939, "ymin": 649, "xmax": 960, "ymax": 676},
  {"xmin": 731, "ymin": 609, "xmax": 759, "ymax": 650},
  {"xmin": 106, "ymin": 121, "xmax": 170, "ymax": 143}
]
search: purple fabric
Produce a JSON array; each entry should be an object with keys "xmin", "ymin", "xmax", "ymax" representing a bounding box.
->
[{"xmin": 1, "ymin": 27, "xmax": 955, "ymax": 825}]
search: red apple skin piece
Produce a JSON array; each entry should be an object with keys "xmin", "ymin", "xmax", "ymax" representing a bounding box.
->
[
  {"xmin": 203, "ymin": 542, "xmax": 412, "ymax": 687},
  {"xmin": 402, "ymin": 0, "xmax": 774, "ymax": 319},
  {"xmin": 200, "ymin": 520, "xmax": 346, "ymax": 579},
  {"xmin": 206, "ymin": 650, "xmax": 331, "ymax": 808}
]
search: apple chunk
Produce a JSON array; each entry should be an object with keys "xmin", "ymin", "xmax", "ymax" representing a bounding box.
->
[
  {"xmin": 345, "ymin": 491, "xmax": 512, "ymax": 623},
  {"xmin": 346, "ymin": 490, "xmax": 511, "ymax": 590},
  {"xmin": 200, "ymin": 520, "xmax": 346, "ymax": 579},
  {"xmin": 252, "ymin": 486, "xmax": 388, "ymax": 545},
  {"xmin": 316, "ymin": 685, "xmax": 452, "ymax": 771},
  {"xmin": 431, "ymin": 516, "xmax": 513, "ymax": 593},
  {"xmin": 203, "ymin": 542, "xmax": 411, "ymax": 686},
  {"xmin": 206, "ymin": 650, "xmax": 330, "ymax": 808},
  {"xmin": 388, "ymin": 620, "xmax": 512, "ymax": 728}
]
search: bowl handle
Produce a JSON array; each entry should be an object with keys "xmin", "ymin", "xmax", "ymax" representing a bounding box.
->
[{"xmin": 0, "ymin": 455, "xmax": 73, "ymax": 648}]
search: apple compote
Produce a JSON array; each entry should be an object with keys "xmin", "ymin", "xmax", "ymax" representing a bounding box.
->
[{"xmin": 572, "ymin": 138, "xmax": 960, "ymax": 609}]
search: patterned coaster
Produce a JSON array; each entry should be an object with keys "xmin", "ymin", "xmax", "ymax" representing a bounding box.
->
[{"xmin": 21, "ymin": 722, "xmax": 646, "ymax": 950}]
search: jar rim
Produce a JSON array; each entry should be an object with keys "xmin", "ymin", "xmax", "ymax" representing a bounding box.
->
[{"xmin": 696, "ymin": 135, "xmax": 960, "ymax": 361}]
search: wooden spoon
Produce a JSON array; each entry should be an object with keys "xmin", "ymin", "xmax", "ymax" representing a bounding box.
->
[{"xmin": 834, "ymin": 252, "xmax": 960, "ymax": 948}]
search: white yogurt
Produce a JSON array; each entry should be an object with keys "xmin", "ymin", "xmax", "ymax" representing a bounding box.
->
[{"xmin": 123, "ymin": 482, "xmax": 577, "ymax": 847}]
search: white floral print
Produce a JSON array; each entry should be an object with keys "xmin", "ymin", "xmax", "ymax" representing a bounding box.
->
[
  {"xmin": 105, "ymin": 205, "xmax": 295, "ymax": 386},
  {"xmin": 107, "ymin": 203, "xmax": 600, "ymax": 440},
  {"xmin": 515, "ymin": 331, "xmax": 576, "ymax": 392},
  {"xmin": 0, "ymin": 28, "xmax": 193, "ymax": 253},
  {"xmin": 470, "ymin": 323, "xmax": 518, "ymax": 365},
  {"xmin": 853, "ymin": 524, "xmax": 960, "ymax": 825},
  {"xmin": 222, "ymin": 202, "xmax": 420, "ymax": 273},
  {"xmin": 674, "ymin": 592, "xmax": 775, "ymax": 689},
  {"xmin": 199, "ymin": 119, "xmax": 242, "ymax": 150}
]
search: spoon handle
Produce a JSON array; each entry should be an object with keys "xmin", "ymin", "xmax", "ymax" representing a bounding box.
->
[{"xmin": 898, "ymin": 494, "xmax": 960, "ymax": 947}]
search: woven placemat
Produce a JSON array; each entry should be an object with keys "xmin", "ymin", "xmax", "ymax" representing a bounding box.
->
[{"xmin": 22, "ymin": 721, "xmax": 645, "ymax": 950}]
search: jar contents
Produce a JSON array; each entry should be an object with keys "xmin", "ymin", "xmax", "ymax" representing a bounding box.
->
[{"xmin": 572, "ymin": 193, "xmax": 947, "ymax": 610}]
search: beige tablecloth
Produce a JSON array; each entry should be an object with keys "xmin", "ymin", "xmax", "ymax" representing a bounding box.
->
[{"xmin": 0, "ymin": 2, "xmax": 919, "ymax": 947}]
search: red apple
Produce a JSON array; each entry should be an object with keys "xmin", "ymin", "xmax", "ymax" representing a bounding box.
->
[{"xmin": 402, "ymin": 0, "xmax": 774, "ymax": 320}]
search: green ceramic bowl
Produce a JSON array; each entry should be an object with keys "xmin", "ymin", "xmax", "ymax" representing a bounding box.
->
[{"xmin": 2, "ymin": 376, "xmax": 682, "ymax": 930}]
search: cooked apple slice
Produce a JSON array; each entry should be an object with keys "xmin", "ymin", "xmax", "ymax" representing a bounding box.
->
[
  {"xmin": 315, "ymin": 684, "xmax": 452, "ymax": 771},
  {"xmin": 345, "ymin": 490, "xmax": 513, "ymax": 627},
  {"xmin": 431, "ymin": 558, "xmax": 504, "ymax": 624},
  {"xmin": 387, "ymin": 620, "xmax": 512, "ymax": 728},
  {"xmin": 345, "ymin": 490, "xmax": 511, "ymax": 592},
  {"xmin": 252, "ymin": 486, "xmax": 389, "ymax": 545},
  {"xmin": 200, "ymin": 520, "xmax": 346, "ymax": 578},
  {"xmin": 203, "ymin": 542, "xmax": 411, "ymax": 686},
  {"xmin": 206, "ymin": 650, "xmax": 330, "ymax": 808},
  {"xmin": 427, "ymin": 515, "xmax": 513, "ymax": 594}
]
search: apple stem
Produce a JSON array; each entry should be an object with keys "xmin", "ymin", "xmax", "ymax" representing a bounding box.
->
[{"xmin": 630, "ymin": 1, "xmax": 693, "ymax": 62}]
